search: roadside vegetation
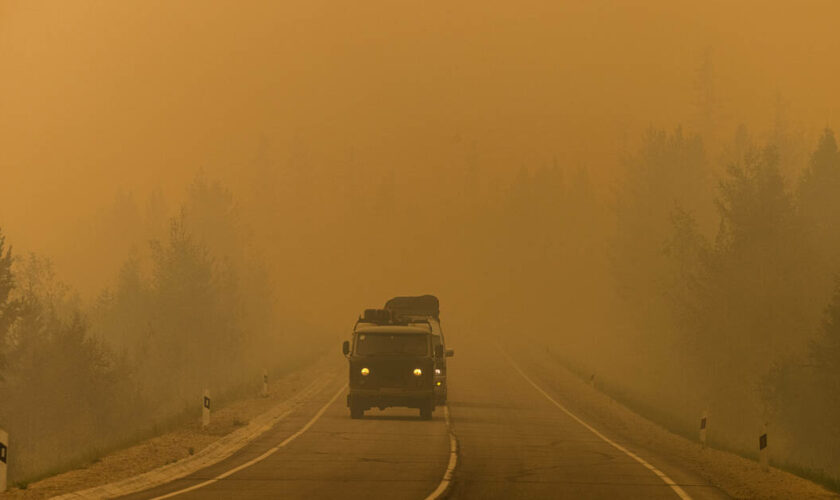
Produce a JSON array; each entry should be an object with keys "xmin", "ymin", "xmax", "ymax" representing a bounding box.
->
[
  {"xmin": 2, "ymin": 87, "xmax": 839, "ymax": 492},
  {"xmin": 0, "ymin": 175, "xmax": 320, "ymax": 484},
  {"xmin": 473, "ymin": 125, "xmax": 840, "ymax": 487},
  {"xmin": 3, "ymin": 124, "xmax": 838, "ymax": 489}
]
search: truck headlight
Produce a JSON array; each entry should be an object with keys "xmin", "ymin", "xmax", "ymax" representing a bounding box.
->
[
  {"xmin": 435, "ymin": 368, "xmax": 441, "ymax": 375},
  {"xmin": 413, "ymin": 368, "xmax": 422, "ymax": 376},
  {"xmin": 361, "ymin": 367, "xmax": 370, "ymax": 376}
]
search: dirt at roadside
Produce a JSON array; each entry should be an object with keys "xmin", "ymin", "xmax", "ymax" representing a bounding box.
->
[
  {"xmin": 517, "ymin": 345, "xmax": 839, "ymax": 500},
  {"xmin": 0, "ymin": 352, "xmax": 342, "ymax": 500}
]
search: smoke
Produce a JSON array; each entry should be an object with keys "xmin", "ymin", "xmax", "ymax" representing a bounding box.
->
[{"xmin": 1, "ymin": 0, "xmax": 839, "ymax": 487}]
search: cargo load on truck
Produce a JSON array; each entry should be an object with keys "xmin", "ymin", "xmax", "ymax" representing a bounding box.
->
[{"xmin": 384, "ymin": 295, "xmax": 440, "ymax": 321}]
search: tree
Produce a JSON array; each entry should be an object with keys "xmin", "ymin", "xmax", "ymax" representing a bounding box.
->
[
  {"xmin": 716, "ymin": 145, "xmax": 794, "ymax": 255},
  {"xmin": 799, "ymin": 128, "xmax": 840, "ymax": 270},
  {"xmin": 0, "ymin": 228, "xmax": 20, "ymax": 378},
  {"xmin": 611, "ymin": 127, "xmax": 709, "ymax": 323},
  {"xmin": 692, "ymin": 48, "xmax": 721, "ymax": 149},
  {"xmin": 0, "ymin": 253, "xmax": 131, "ymax": 482},
  {"xmin": 763, "ymin": 277, "xmax": 840, "ymax": 473}
]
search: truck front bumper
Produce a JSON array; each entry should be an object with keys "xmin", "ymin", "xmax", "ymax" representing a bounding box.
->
[{"xmin": 348, "ymin": 388, "xmax": 435, "ymax": 410}]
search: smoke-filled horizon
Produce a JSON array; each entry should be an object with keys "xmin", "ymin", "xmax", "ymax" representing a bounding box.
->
[
  {"xmin": 1, "ymin": 0, "xmax": 840, "ymax": 490},
  {"xmin": 3, "ymin": 1, "xmax": 840, "ymax": 302}
]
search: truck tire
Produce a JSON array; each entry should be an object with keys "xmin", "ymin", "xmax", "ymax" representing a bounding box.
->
[
  {"xmin": 419, "ymin": 399, "xmax": 433, "ymax": 420},
  {"xmin": 350, "ymin": 402, "xmax": 364, "ymax": 419}
]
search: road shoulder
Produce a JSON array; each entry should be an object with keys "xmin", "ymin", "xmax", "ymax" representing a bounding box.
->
[
  {"xmin": 0, "ymin": 353, "xmax": 343, "ymax": 500},
  {"xmin": 511, "ymin": 344, "xmax": 839, "ymax": 499}
]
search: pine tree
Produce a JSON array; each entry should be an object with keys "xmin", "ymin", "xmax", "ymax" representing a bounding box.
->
[
  {"xmin": 0, "ymin": 228, "xmax": 20, "ymax": 379},
  {"xmin": 799, "ymin": 128, "xmax": 840, "ymax": 269}
]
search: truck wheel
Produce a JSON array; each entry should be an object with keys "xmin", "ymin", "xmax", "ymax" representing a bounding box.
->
[
  {"xmin": 419, "ymin": 400, "xmax": 433, "ymax": 420},
  {"xmin": 350, "ymin": 403, "xmax": 364, "ymax": 419}
]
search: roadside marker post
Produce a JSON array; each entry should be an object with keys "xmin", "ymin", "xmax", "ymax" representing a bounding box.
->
[
  {"xmin": 0, "ymin": 428, "xmax": 8, "ymax": 492},
  {"xmin": 262, "ymin": 369, "xmax": 269, "ymax": 398},
  {"xmin": 759, "ymin": 425, "xmax": 769, "ymax": 472},
  {"xmin": 202, "ymin": 390, "xmax": 211, "ymax": 428},
  {"xmin": 699, "ymin": 410, "xmax": 707, "ymax": 449}
]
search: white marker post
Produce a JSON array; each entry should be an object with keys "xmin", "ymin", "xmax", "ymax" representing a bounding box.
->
[
  {"xmin": 202, "ymin": 389, "xmax": 211, "ymax": 428},
  {"xmin": 759, "ymin": 424, "xmax": 769, "ymax": 472},
  {"xmin": 262, "ymin": 369, "xmax": 269, "ymax": 398},
  {"xmin": 699, "ymin": 410, "xmax": 708, "ymax": 449},
  {"xmin": 0, "ymin": 428, "xmax": 8, "ymax": 492}
]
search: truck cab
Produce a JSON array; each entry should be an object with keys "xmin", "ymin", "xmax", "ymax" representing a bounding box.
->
[{"xmin": 343, "ymin": 324, "xmax": 437, "ymax": 420}]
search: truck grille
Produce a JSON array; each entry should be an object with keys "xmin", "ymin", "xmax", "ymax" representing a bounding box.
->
[{"xmin": 376, "ymin": 364, "xmax": 410, "ymax": 387}]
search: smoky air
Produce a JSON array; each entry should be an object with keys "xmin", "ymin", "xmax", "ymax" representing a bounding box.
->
[{"xmin": 0, "ymin": 1, "xmax": 838, "ymax": 498}]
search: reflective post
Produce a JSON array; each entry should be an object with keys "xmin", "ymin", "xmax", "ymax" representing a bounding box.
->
[
  {"xmin": 202, "ymin": 389, "xmax": 211, "ymax": 428},
  {"xmin": 759, "ymin": 424, "xmax": 769, "ymax": 472},
  {"xmin": 0, "ymin": 428, "xmax": 8, "ymax": 492}
]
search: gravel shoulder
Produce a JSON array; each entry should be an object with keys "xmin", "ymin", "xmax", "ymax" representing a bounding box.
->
[
  {"xmin": 513, "ymin": 342, "xmax": 839, "ymax": 499},
  {"xmin": 0, "ymin": 352, "xmax": 343, "ymax": 500}
]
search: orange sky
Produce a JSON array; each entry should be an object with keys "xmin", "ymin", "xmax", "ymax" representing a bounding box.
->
[{"xmin": 1, "ymin": 0, "xmax": 839, "ymax": 293}]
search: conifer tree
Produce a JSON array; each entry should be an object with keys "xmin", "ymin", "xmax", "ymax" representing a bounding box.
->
[
  {"xmin": 0, "ymin": 229, "xmax": 20, "ymax": 379},
  {"xmin": 799, "ymin": 128, "xmax": 840, "ymax": 269}
]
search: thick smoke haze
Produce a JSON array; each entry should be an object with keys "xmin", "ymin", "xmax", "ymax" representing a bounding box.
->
[
  {"xmin": 3, "ymin": 2, "xmax": 839, "ymax": 298},
  {"xmin": 1, "ymin": 0, "xmax": 840, "ymax": 490}
]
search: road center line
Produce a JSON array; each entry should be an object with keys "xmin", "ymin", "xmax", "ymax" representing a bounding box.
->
[
  {"xmin": 424, "ymin": 405, "xmax": 459, "ymax": 500},
  {"xmin": 151, "ymin": 383, "xmax": 348, "ymax": 500},
  {"xmin": 500, "ymin": 349, "xmax": 692, "ymax": 500}
]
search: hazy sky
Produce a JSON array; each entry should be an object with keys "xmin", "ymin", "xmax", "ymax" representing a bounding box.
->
[{"xmin": 2, "ymin": 1, "xmax": 839, "ymax": 285}]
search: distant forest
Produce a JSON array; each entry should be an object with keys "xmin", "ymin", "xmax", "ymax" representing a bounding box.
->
[
  {"xmin": 0, "ymin": 177, "xmax": 323, "ymax": 483},
  {"xmin": 470, "ymin": 124, "xmax": 840, "ymax": 487},
  {"xmin": 2, "ymin": 122, "xmax": 840, "ymax": 486}
]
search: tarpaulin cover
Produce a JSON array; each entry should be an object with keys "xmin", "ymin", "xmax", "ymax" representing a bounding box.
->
[{"xmin": 384, "ymin": 295, "xmax": 440, "ymax": 320}]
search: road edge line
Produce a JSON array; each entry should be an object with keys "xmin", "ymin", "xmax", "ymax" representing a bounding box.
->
[
  {"xmin": 51, "ymin": 372, "xmax": 339, "ymax": 500},
  {"xmin": 424, "ymin": 405, "xmax": 459, "ymax": 500},
  {"xmin": 150, "ymin": 382, "xmax": 348, "ymax": 499},
  {"xmin": 499, "ymin": 348, "xmax": 693, "ymax": 500}
]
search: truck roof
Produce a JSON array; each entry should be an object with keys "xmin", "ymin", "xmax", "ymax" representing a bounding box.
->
[{"xmin": 354, "ymin": 325, "xmax": 431, "ymax": 335}]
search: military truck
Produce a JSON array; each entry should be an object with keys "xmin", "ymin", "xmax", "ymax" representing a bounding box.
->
[
  {"xmin": 384, "ymin": 295, "xmax": 453, "ymax": 404},
  {"xmin": 343, "ymin": 310, "xmax": 439, "ymax": 419}
]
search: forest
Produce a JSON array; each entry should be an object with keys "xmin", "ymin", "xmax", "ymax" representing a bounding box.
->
[
  {"xmin": 0, "ymin": 176, "xmax": 325, "ymax": 482},
  {"xmin": 2, "ymin": 119, "xmax": 839, "ymax": 487}
]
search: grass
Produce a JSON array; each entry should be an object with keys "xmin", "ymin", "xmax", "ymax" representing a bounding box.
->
[
  {"xmin": 777, "ymin": 461, "xmax": 840, "ymax": 494},
  {"xmin": 8, "ymin": 344, "xmax": 331, "ymax": 487},
  {"xmin": 544, "ymin": 349, "xmax": 840, "ymax": 495}
]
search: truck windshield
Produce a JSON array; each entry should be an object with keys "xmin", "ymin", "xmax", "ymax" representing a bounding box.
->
[{"xmin": 355, "ymin": 333, "xmax": 428, "ymax": 356}]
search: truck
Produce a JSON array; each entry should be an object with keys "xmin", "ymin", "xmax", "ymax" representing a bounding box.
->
[
  {"xmin": 384, "ymin": 295, "xmax": 453, "ymax": 404},
  {"xmin": 343, "ymin": 309, "xmax": 439, "ymax": 419}
]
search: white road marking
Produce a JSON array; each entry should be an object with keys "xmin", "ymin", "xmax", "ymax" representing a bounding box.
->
[
  {"xmin": 501, "ymin": 350, "xmax": 693, "ymax": 500},
  {"xmin": 424, "ymin": 405, "xmax": 459, "ymax": 500},
  {"xmin": 151, "ymin": 383, "xmax": 348, "ymax": 500}
]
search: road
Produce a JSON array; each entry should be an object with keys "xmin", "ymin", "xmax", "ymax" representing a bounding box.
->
[{"xmin": 120, "ymin": 335, "xmax": 728, "ymax": 500}]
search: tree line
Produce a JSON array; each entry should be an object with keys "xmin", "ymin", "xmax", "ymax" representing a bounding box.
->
[
  {"xmin": 467, "ymin": 125, "xmax": 840, "ymax": 486},
  {"xmin": 0, "ymin": 175, "xmax": 315, "ymax": 484}
]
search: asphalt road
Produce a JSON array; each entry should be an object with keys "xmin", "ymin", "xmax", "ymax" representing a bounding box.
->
[{"xmin": 120, "ymin": 336, "xmax": 728, "ymax": 500}]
